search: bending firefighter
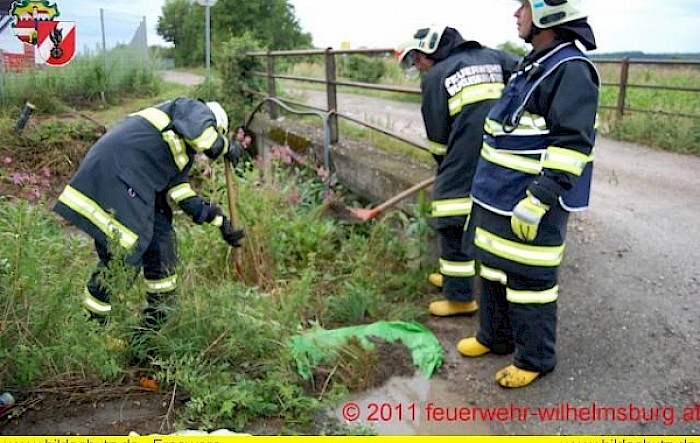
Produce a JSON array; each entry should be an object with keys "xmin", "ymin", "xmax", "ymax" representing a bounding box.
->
[
  {"xmin": 460, "ymin": 0, "xmax": 600, "ymax": 388},
  {"xmin": 54, "ymin": 98, "xmax": 247, "ymax": 334},
  {"xmin": 398, "ymin": 25, "xmax": 516, "ymax": 316}
]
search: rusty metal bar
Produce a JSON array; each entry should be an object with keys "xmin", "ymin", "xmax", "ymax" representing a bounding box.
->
[
  {"xmin": 265, "ymin": 73, "xmax": 327, "ymax": 85},
  {"xmin": 325, "ymin": 48, "xmax": 339, "ymax": 143},
  {"xmin": 625, "ymin": 83, "xmax": 700, "ymax": 93},
  {"xmin": 334, "ymin": 79, "xmax": 420, "ymax": 95},
  {"xmin": 335, "ymin": 112, "xmax": 429, "ymax": 152},
  {"xmin": 622, "ymin": 108, "xmax": 700, "ymax": 120},
  {"xmin": 266, "ymin": 52, "xmax": 277, "ymax": 119},
  {"xmin": 615, "ymin": 58, "xmax": 630, "ymax": 122},
  {"xmin": 593, "ymin": 58, "xmax": 700, "ymax": 66},
  {"xmin": 250, "ymin": 71, "xmax": 421, "ymax": 94},
  {"xmin": 247, "ymin": 47, "xmax": 396, "ymax": 57},
  {"xmin": 598, "ymin": 104, "xmax": 699, "ymax": 120}
]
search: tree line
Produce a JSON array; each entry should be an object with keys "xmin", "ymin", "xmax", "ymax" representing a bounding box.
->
[{"xmin": 157, "ymin": 0, "xmax": 312, "ymax": 66}]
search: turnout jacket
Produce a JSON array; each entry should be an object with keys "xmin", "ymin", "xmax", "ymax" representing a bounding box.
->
[
  {"xmin": 422, "ymin": 44, "xmax": 517, "ymax": 229},
  {"xmin": 471, "ymin": 40, "xmax": 600, "ymax": 214},
  {"xmin": 468, "ymin": 40, "xmax": 600, "ymax": 281},
  {"xmin": 54, "ymin": 97, "xmax": 230, "ymax": 263}
]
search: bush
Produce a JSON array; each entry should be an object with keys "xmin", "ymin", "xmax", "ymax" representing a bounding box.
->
[
  {"xmin": 340, "ymin": 54, "xmax": 386, "ymax": 83},
  {"xmin": 216, "ymin": 33, "xmax": 266, "ymax": 125}
]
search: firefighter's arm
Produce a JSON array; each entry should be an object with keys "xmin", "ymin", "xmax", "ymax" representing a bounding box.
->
[
  {"xmin": 170, "ymin": 98, "xmax": 230, "ymax": 159},
  {"xmin": 421, "ymin": 73, "xmax": 450, "ymax": 163},
  {"xmin": 168, "ymin": 181, "xmax": 244, "ymax": 247},
  {"xmin": 512, "ymin": 61, "xmax": 598, "ymax": 242},
  {"xmin": 529, "ymin": 60, "xmax": 598, "ymax": 206}
]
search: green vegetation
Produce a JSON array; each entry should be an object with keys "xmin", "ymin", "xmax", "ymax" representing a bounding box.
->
[
  {"xmin": 597, "ymin": 63, "xmax": 700, "ymax": 155},
  {"xmin": 340, "ymin": 54, "xmax": 387, "ymax": 83},
  {"xmin": 157, "ymin": 0, "xmax": 312, "ymax": 67},
  {"xmin": 0, "ymin": 46, "xmax": 160, "ymax": 113},
  {"xmin": 0, "ymin": 135, "xmax": 432, "ymax": 432}
]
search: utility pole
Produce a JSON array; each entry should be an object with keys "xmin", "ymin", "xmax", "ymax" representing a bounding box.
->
[{"xmin": 196, "ymin": 0, "xmax": 217, "ymax": 83}]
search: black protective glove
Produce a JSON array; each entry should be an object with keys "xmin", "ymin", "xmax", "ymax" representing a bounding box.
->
[
  {"xmin": 220, "ymin": 216, "xmax": 245, "ymax": 248},
  {"xmin": 225, "ymin": 140, "xmax": 244, "ymax": 166}
]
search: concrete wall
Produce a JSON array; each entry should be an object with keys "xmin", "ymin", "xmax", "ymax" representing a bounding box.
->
[{"xmin": 250, "ymin": 118, "xmax": 435, "ymax": 214}]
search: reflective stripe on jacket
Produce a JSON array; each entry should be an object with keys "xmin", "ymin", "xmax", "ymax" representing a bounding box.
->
[{"xmin": 471, "ymin": 42, "xmax": 600, "ymax": 215}]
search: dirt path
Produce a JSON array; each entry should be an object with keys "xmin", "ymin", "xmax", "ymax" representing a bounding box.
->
[{"xmin": 295, "ymin": 88, "xmax": 700, "ymax": 434}]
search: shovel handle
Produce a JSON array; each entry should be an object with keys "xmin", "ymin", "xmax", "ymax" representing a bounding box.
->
[
  {"xmin": 373, "ymin": 175, "xmax": 436, "ymax": 214},
  {"xmin": 224, "ymin": 159, "xmax": 244, "ymax": 279}
]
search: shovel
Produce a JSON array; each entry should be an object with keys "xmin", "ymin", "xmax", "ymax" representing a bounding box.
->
[
  {"xmin": 341, "ymin": 176, "xmax": 436, "ymax": 223},
  {"xmin": 224, "ymin": 157, "xmax": 244, "ymax": 280}
]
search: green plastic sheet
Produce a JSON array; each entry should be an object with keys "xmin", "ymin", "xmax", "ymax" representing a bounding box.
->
[{"xmin": 289, "ymin": 321, "xmax": 443, "ymax": 380}]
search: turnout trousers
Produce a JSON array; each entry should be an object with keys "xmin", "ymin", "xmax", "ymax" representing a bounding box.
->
[
  {"xmin": 84, "ymin": 203, "xmax": 178, "ymax": 329},
  {"xmin": 437, "ymin": 223, "xmax": 476, "ymax": 303},
  {"xmin": 465, "ymin": 202, "xmax": 570, "ymax": 373}
]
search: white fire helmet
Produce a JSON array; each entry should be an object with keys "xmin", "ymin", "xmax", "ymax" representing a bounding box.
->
[
  {"xmin": 206, "ymin": 101, "xmax": 229, "ymax": 135},
  {"xmin": 526, "ymin": 0, "xmax": 588, "ymax": 29},
  {"xmin": 397, "ymin": 25, "xmax": 446, "ymax": 71}
]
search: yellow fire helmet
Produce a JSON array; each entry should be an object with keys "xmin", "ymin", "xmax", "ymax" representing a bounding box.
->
[
  {"xmin": 397, "ymin": 25, "xmax": 446, "ymax": 71},
  {"xmin": 528, "ymin": 0, "xmax": 587, "ymax": 29},
  {"xmin": 206, "ymin": 101, "xmax": 229, "ymax": 135}
]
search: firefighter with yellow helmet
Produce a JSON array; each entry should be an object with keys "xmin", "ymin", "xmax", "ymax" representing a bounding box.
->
[
  {"xmin": 398, "ymin": 26, "xmax": 517, "ymax": 318},
  {"xmin": 459, "ymin": 0, "xmax": 600, "ymax": 388},
  {"xmin": 54, "ymin": 98, "xmax": 250, "ymax": 336}
]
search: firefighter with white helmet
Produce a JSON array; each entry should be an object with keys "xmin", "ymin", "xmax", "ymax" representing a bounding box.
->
[
  {"xmin": 54, "ymin": 97, "xmax": 250, "ymax": 337},
  {"xmin": 458, "ymin": 0, "xmax": 600, "ymax": 388},
  {"xmin": 398, "ymin": 25, "xmax": 517, "ymax": 318}
]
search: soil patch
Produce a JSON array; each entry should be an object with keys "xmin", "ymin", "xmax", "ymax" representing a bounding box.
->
[
  {"xmin": 0, "ymin": 386, "xmax": 181, "ymax": 436},
  {"xmin": 0, "ymin": 114, "xmax": 103, "ymax": 202}
]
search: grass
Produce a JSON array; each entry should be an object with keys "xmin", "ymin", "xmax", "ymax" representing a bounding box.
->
[
  {"xmin": 0, "ymin": 145, "xmax": 433, "ymax": 432},
  {"xmin": 597, "ymin": 63, "xmax": 700, "ymax": 155},
  {"xmin": 89, "ymin": 81, "xmax": 194, "ymax": 129},
  {"xmin": 0, "ymin": 46, "xmax": 162, "ymax": 115}
]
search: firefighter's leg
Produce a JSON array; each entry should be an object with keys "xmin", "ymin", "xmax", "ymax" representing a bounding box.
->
[
  {"xmin": 495, "ymin": 272, "xmax": 559, "ymax": 388},
  {"xmin": 84, "ymin": 240, "xmax": 113, "ymax": 325},
  {"xmin": 428, "ymin": 226, "xmax": 477, "ymax": 316},
  {"xmin": 458, "ymin": 269, "xmax": 514, "ymax": 357},
  {"xmin": 140, "ymin": 210, "xmax": 177, "ymax": 331}
]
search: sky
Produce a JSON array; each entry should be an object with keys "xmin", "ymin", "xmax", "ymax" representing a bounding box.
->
[
  {"xmin": 2, "ymin": 0, "xmax": 699, "ymax": 54},
  {"xmin": 286, "ymin": 0, "xmax": 700, "ymax": 54}
]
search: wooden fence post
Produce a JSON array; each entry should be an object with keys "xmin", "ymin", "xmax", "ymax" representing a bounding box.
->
[
  {"xmin": 615, "ymin": 57, "xmax": 630, "ymax": 122},
  {"xmin": 266, "ymin": 51, "xmax": 278, "ymax": 120},
  {"xmin": 324, "ymin": 47, "xmax": 339, "ymax": 144}
]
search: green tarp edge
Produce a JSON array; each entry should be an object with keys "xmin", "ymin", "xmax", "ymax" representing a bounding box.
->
[{"xmin": 288, "ymin": 321, "xmax": 443, "ymax": 380}]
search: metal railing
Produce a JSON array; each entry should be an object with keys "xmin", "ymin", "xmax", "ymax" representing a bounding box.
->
[
  {"xmin": 595, "ymin": 58, "xmax": 700, "ymax": 121},
  {"xmin": 245, "ymin": 48, "xmax": 700, "ymax": 147},
  {"xmin": 246, "ymin": 47, "xmax": 421, "ymax": 147}
]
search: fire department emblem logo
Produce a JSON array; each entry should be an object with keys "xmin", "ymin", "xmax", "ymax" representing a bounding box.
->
[
  {"xmin": 9, "ymin": 0, "xmax": 59, "ymax": 45},
  {"xmin": 9, "ymin": 0, "xmax": 75, "ymax": 66},
  {"xmin": 37, "ymin": 20, "xmax": 75, "ymax": 66}
]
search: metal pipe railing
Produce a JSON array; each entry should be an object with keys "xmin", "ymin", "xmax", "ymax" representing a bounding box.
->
[{"xmin": 245, "ymin": 49, "xmax": 700, "ymax": 146}]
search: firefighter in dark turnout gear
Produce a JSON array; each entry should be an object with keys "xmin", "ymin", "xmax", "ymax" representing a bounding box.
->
[
  {"xmin": 54, "ymin": 98, "xmax": 247, "ymax": 333},
  {"xmin": 458, "ymin": 0, "xmax": 600, "ymax": 388},
  {"xmin": 398, "ymin": 25, "xmax": 517, "ymax": 317}
]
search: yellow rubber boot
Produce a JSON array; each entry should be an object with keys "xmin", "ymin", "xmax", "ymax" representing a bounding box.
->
[
  {"xmin": 428, "ymin": 273, "xmax": 443, "ymax": 288},
  {"xmin": 495, "ymin": 365, "xmax": 541, "ymax": 388},
  {"xmin": 457, "ymin": 337, "xmax": 491, "ymax": 357},
  {"xmin": 428, "ymin": 299, "xmax": 478, "ymax": 316}
]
